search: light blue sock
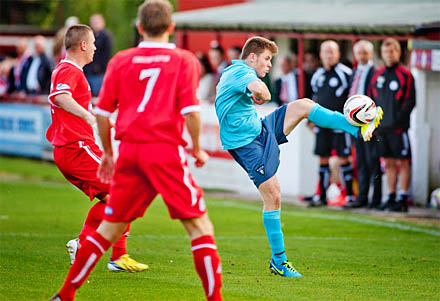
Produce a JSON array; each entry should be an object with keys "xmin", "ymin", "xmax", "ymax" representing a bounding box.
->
[
  {"xmin": 308, "ymin": 104, "xmax": 358, "ymax": 138},
  {"xmin": 262, "ymin": 210, "xmax": 287, "ymax": 265}
]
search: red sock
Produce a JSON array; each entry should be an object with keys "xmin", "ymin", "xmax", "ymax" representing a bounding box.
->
[
  {"xmin": 111, "ymin": 224, "xmax": 130, "ymax": 260},
  {"xmin": 191, "ymin": 235, "xmax": 222, "ymax": 301},
  {"xmin": 78, "ymin": 201, "xmax": 105, "ymax": 244},
  {"xmin": 58, "ymin": 231, "xmax": 111, "ymax": 300}
]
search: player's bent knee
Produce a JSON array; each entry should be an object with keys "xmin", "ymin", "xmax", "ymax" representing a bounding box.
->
[
  {"xmin": 181, "ymin": 214, "xmax": 214, "ymax": 240},
  {"xmin": 97, "ymin": 221, "xmax": 129, "ymax": 243},
  {"xmin": 287, "ymin": 98, "xmax": 315, "ymax": 118}
]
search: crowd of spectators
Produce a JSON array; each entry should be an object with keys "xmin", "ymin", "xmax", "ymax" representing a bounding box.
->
[{"xmin": 0, "ymin": 14, "xmax": 112, "ymax": 101}]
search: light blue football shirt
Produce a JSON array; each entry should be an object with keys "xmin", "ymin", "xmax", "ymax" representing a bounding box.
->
[{"xmin": 215, "ymin": 60, "xmax": 262, "ymax": 150}]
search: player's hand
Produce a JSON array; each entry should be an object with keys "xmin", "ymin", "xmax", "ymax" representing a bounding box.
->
[
  {"xmin": 251, "ymin": 95, "xmax": 265, "ymax": 105},
  {"xmin": 193, "ymin": 149, "xmax": 209, "ymax": 168},
  {"xmin": 97, "ymin": 153, "xmax": 115, "ymax": 184}
]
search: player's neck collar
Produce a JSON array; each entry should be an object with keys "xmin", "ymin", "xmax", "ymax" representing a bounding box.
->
[
  {"xmin": 60, "ymin": 59, "xmax": 83, "ymax": 71},
  {"xmin": 138, "ymin": 41, "xmax": 176, "ymax": 49}
]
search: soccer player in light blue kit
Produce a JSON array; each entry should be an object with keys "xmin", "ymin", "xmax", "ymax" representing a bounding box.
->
[{"xmin": 215, "ymin": 36, "xmax": 383, "ymax": 277}]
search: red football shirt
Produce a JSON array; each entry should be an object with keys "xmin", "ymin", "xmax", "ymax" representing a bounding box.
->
[
  {"xmin": 46, "ymin": 60, "xmax": 95, "ymax": 146},
  {"xmin": 96, "ymin": 41, "xmax": 201, "ymax": 146}
]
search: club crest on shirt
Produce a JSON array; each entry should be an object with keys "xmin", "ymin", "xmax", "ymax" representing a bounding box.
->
[
  {"xmin": 329, "ymin": 77, "xmax": 339, "ymax": 87},
  {"xmin": 389, "ymin": 80, "xmax": 399, "ymax": 91},
  {"xmin": 56, "ymin": 83, "xmax": 71, "ymax": 90},
  {"xmin": 256, "ymin": 164, "xmax": 265, "ymax": 175}
]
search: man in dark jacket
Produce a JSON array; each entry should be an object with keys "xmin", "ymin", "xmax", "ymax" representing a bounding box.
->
[
  {"xmin": 370, "ymin": 38, "xmax": 416, "ymax": 212},
  {"xmin": 309, "ymin": 40, "xmax": 354, "ymax": 207},
  {"xmin": 344, "ymin": 40, "xmax": 382, "ymax": 209},
  {"xmin": 84, "ymin": 14, "xmax": 113, "ymax": 96},
  {"xmin": 20, "ymin": 35, "xmax": 53, "ymax": 94}
]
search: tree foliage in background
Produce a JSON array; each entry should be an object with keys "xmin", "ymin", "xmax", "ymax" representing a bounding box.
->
[{"xmin": 26, "ymin": 0, "xmax": 177, "ymax": 53}]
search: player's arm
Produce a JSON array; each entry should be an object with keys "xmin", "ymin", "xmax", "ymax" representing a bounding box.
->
[
  {"xmin": 247, "ymin": 80, "xmax": 271, "ymax": 104},
  {"xmin": 396, "ymin": 73, "xmax": 416, "ymax": 124},
  {"xmin": 53, "ymin": 93, "xmax": 96, "ymax": 126},
  {"xmin": 184, "ymin": 111, "xmax": 209, "ymax": 168},
  {"xmin": 96, "ymin": 114, "xmax": 114, "ymax": 184}
]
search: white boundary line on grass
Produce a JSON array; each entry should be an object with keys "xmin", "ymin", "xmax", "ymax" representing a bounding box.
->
[
  {"xmin": 216, "ymin": 200, "xmax": 440, "ymax": 237},
  {"xmin": 0, "ymin": 232, "xmax": 438, "ymax": 242}
]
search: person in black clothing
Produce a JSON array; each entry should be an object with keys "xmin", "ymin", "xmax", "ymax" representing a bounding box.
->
[
  {"xmin": 309, "ymin": 40, "xmax": 354, "ymax": 207},
  {"xmin": 20, "ymin": 35, "xmax": 53, "ymax": 94},
  {"xmin": 370, "ymin": 38, "xmax": 415, "ymax": 212},
  {"xmin": 84, "ymin": 14, "xmax": 113, "ymax": 96},
  {"xmin": 343, "ymin": 40, "xmax": 382, "ymax": 209}
]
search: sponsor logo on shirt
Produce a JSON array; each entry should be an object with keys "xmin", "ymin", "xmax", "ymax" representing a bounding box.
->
[
  {"xmin": 132, "ymin": 55, "xmax": 171, "ymax": 64},
  {"xmin": 377, "ymin": 76, "xmax": 385, "ymax": 88},
  {"xmin": 56, "ymin": 83, "xmax": 71, "ymax": 90}
]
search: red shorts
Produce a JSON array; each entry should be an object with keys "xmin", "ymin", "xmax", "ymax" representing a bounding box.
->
[
  {"xmin": 104, "ymin": 142, "xmax": 206, "ymax": 222},
  {"xmin": 54, "ymin": 141, "xmax": 109, "ymax": 201}
]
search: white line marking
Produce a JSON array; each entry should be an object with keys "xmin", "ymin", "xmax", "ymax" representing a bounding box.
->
[{"xmin": 214, "ymin": 200, "xmax": 440, "ymax": 237}]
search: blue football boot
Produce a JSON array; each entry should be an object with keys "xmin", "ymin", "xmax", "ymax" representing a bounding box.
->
[{"xmin": 269, "ymin": 259, "xmax": 302, "ymax": 277}]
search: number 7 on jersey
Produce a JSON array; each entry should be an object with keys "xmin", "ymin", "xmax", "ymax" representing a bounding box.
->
[{"xmin": 137, "ymin": 68, "xmax": 161, "ymax": 112}]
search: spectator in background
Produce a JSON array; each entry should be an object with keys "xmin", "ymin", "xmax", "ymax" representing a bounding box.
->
[
  {"xmin": 309, "ymin": 40, "xmax": 354, "ymax": 207},
  {"xmin": 303, "ymin": 52, "xmax": 320, "ymax": 98},
  {"xmin": 0, "ymin": 54, "xmax": 17, "ymax": 97},
  {"xmin": 344, "ymin": 40, "xmax": 382, "ymax": 209},
  {"xmin": 370, "ymin": 38, "xmax": 416, "ymax": 212},
  {"xmin": 197, "ymin": 54, "xmax": 216, "ymax": 105},
  {"xmin": 7, "ymin": 38, "xmax": 31, "ymax": 95},
  {"xmin": 21, "ymin": 35, "xmax": 53, "ymax": 94},
  {"xmin": 227, "ymin": 46, "xmax": 241, "ymax": 65},
  {"xmin": 304, "ymin": 52, "xmax": 320, "ymax": 73},
  {"xmin": 53, "ymin": 16, "xmax": 80, "ymax": 63},
  {"xmin": 273, "ymin": 56, "xmax": 298, "ymax": 106},
  {"xmin": 84, "ymin": 13, "xmax": 113, "ymax": 96},
  {"xmin": 209, "ymin": 42, "xmax": 228, "ymax": 82}
]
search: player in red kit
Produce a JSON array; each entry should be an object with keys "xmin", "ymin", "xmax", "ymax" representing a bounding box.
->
[
  {"xmin": 50, "ymin": 1, "xmax": 223, "ymax": 301},
  {"xmin": 46, "ymin": 24, "xmax": 148, "ymax": 273}
]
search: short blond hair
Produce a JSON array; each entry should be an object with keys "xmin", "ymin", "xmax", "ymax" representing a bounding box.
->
[
  {"xmin": 240, "ymin": 36, "xmax": 278, "ymax": 59},
  {"xmin": 64, "ymin": 24, "xmax": 93, "ymax": 51}
]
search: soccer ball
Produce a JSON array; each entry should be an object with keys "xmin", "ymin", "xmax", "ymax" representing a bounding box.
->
[{"xmin": 343, "ymin": 95, "xmax": 377, "ymax": 126}]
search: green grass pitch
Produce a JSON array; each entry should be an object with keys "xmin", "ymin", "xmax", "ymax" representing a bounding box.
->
[{"xmin": 0, "ymin": 156, "xmax": 439, "ymax": 300}]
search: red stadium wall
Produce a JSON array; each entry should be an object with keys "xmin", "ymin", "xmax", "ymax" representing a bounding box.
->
[
  {"xmin": 175, "ymin": 31, "xmax": 249, "ymax": 57},
  {"xmin": 178, "ymin": 0, "xmax": 247, "ymax": 11}
]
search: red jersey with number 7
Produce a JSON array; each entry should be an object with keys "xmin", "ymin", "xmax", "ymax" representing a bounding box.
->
[
  {"xmin": 46, "ymin": 60, "xmax": 95, "ymax": 146},
  {"xmin": 95, "ymin": 41, "xmax": 201, "ymax": 146}
]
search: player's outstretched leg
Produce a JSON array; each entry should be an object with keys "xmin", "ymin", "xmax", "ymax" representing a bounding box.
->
[
  {"xmin": 259, "ymin": 176, "xmax": 302, "ymax": 278},
  {"xmin": 299, "ymin": 99, "xmax": 383, "ymax": 141}
]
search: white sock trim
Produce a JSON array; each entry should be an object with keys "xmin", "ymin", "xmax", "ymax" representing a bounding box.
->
[
  {"xmin": 191, "ymin": 243, "xmax": 217, "ymax": 251},
  {"xmin": 71, "ymin": 253, "xmax": 97, "ymax": 284},
  {"xmin": 204, "ymin": 255, "xmax": 215, "ymax": 297}
]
